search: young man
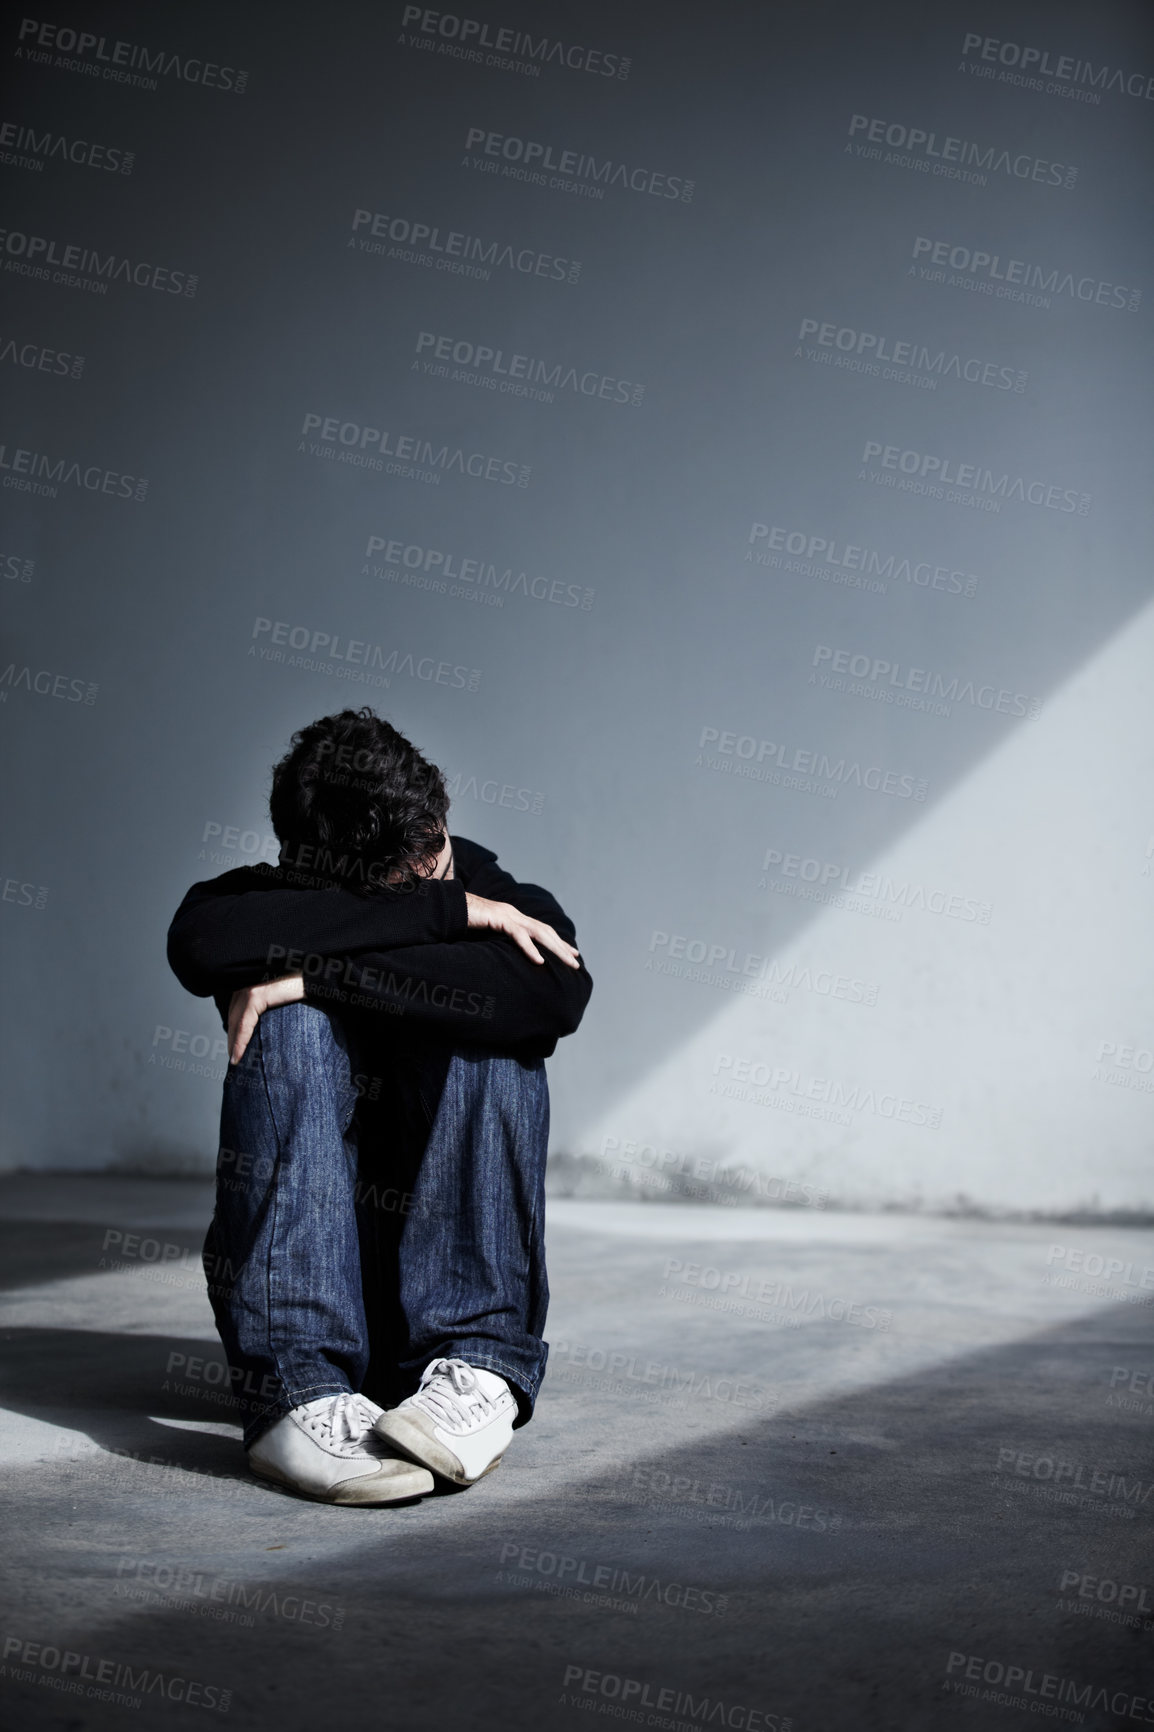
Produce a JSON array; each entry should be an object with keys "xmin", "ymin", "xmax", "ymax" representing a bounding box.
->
[{"xmin": 166, "ymin": 708, "xmax": 592, "ymax": 1505}]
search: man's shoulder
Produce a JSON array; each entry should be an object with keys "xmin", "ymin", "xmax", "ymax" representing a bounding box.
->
[
  {"xmin": 449, "ymin": 833, "xmax": 498, "ymax": 872},
  {"xmin": 178, "ymin": 862, "xmax": 283, "ymax": 901}
]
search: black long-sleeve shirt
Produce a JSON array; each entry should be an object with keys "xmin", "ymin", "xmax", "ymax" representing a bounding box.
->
[{"xmin": 166, "ymin": 834, "xmax": 593, "ymax": 1059}]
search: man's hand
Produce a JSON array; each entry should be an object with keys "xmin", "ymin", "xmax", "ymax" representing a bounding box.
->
[
  {"xmin": 465, "ymin": 894, "xmax": 581, "ymax": 968},
  {"xmin": 227, "ymin": 974, "xmax": 306, "ymax": 1066}
]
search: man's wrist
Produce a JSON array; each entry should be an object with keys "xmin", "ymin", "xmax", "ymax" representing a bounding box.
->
[{"xmin": 439, "ymin": 876, "xmax": 470, "ymax": 940}]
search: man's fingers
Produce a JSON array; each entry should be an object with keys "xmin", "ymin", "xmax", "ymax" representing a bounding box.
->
[
  {"xmin": 509, "ymin": 917, "xmax": 581, "ymax": 968},
  {"xmin": 467, "ymin": 896, "xmax": 583, "ymax": 967},
  {"xmin": 521, "ymin": 915, "xmax": 580, "ymax": 966},
  {"xmin": 511, "ymin": 927, "xmax": 545, "ymax": 965},
  {"xmin": 231, "ymin": 1005, "xmax": 258, "ymax": 1065},
  {"xmin": 530, "ymin": 924, "xmax": 581, "ymax": 967},
  {"xmin": 225, "ymin": 978, "xmax": 300, "ymax": 1065},
  {"xmin": 227, "ymin": 993, "xmax": 245, "ymax": 1063},
  {"xmin": 228, "ymin": 992, "xmax": 261, "ymax": 1065},
  {"xmin": 510, "ymin": 917, "xmax": 542, "ymax": 961}
]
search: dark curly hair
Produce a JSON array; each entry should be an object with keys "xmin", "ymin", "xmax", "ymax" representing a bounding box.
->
[{"xmin": 269, "ymin": 709, "xmax": 449, "ymax": 895}]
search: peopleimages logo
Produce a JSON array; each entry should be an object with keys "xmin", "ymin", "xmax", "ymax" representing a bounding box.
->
[
  {"xmin": 846, "ymin": 113, "xmax": 1077, "ymax": 189},
  {"xmin": 910, "ymin": 237, "xmax": 1141, "ymax": 313},
  {"xmin": 860, "ymin": 440, "xmax": 1091, "ymax": 515},
  {"xmin": 1058, "ymin": 1567, "xmax": 1154, "ymax": 1628},
  {"xmin": 1, "ymin": 874, "xmax": 48, "ymax": 910},
  {"xmin": 1, "ymin": 1633, "xmax": 230, "ymax": 1713},
  {"xmin": 363, "ymin": 535, "xmax": 593, "ymax": 610},
  {"xmin": 399, "ymin": 7, "xmax": 630, "ymax": 79},
  {"xmin": 1093, "ymin": 1039, "xmax": 1154, "ymax": 1098},
  {"xmin": 445, "ymin": 772, "xmax": 544, "ymax": 815},
  {"xmin": 351, "ymin": 208, "xmax": 581, "ymax": 284},
  {"xmin": 0, "ymin": 438, "xmax": 147, "ymax": 501},
  {"xmin": 299, "ymin": 413, "xmax": 530, "ymax": 487},
  {"xmin": 249, "ymin": 616, "xmax": 481, "ymax": 692},
  {"xmin": 0, "ymin": 663, "xmax": 98, "ymax": 704},
  {"xmin": 497, "ymin": 1542, "xmax": 726, "ymax": 1617},
  {"xmin": 797, "ymin": 317, "xmax": 1025, "ymax": 392},
  {"xmin": 944, "ymin": 1649, "xmax": 1154, "ymax": 1723},
  {"xmin": 960, "ymin": 33, "xmax": 1154, "ymax": 103},
  {"xmin": 0, "ymin": 119, "xmax": 134, "ymax": 174},
  {"xmin": 14, "ymin": 18, "xmax": 248, "ymax": 93},
  {"xmin": 0, "ymin": 337, "xmax": 84, "ymax": 379},
  {"xmin": 747, "ymin": 523, "xmax": 979, "ymax": 598},
  {"xmin": 1, "ymin": 549, "xmax": 34, "ymax": 582},
  {"xmin": 648, "ymin": 931, "xmax": 878, "ymax": 1008},
  {"xmin": 414, "ymin": 330, "xmax": 644, "ymax": 406},
  {"xmin": 558, "ymin": 1665, "xmax": 790, "ymax": 1731},
  {"xmin": 463, "ymin": 127, "xmax": 693, "ymax": 201},
  {"xmin": 697, "ymin": 724, "xmax": 927, "ymax": 802},
  {"xmin": 711, "ymin": 1056, "xmax": 942, "ymax": 1130},
  {"xmin": 760, "ymin": 847, "xmax": 992, "ymax": 926},
  {"xmin": 0, "ymin": 227, "xmax": 196, "ymax": 297},
  {"xmin": 811, "ymin": 644, "xmax": 1039, "ymax": 718}
]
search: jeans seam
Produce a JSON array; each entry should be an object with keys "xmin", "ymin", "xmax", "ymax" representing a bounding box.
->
[
  {"xmin": 282, "ymin": 1378, "xmax": 353, "ymax": 1404},
  {"xmin": 258, "ymin": 1010, "xmax": 363, "ymax": 1396},
  {"xmin": 255, "ymin": 1021, "xmax": 291, "ymax": 1400}
]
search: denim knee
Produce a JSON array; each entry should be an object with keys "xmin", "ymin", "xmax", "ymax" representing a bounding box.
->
[{"xmin": 228, "ymin": 1003, "xmax": 358, "ymax": 1125}]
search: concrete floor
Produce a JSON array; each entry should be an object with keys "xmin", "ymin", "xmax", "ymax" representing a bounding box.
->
[{"xmin": 1, "ymin": 1175, "xmax": 1152, "ymax": 1731}]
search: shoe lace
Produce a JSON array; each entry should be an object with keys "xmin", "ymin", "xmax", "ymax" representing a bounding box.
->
[
  {"xmin": 309, "ymin": 1391, "xmax": 380, "ymax": 1447},
  {"xmin": 413, "ymin": 1358, "xmax": 497, "ymax": 1430}
]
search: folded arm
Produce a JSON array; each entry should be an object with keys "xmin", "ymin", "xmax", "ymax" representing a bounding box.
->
[
  {"xmin": 166, "ymin": 864, "xmax": 469, "ymax": 1000},
  {"xmin": 299, "ymin": 930, "xmax": 593, "ymax": 1052}
]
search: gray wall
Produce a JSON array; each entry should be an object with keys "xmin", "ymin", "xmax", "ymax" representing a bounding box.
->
[{"xmin": 2, "ymin": 0, "xmax": 1152, "ymax": 1212}]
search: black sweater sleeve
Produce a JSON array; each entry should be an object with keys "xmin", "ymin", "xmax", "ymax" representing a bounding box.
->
[
  {"xmin": 300, "ymin": 835, "xmax": 592, "ymax": 1056},
  {"xmin": 301, "ymin": 935, "xmax": 592, "ymax": 1056},
  {"xmin": 166, "ymin": 864, "xmax": 469, "ymax": 999}
]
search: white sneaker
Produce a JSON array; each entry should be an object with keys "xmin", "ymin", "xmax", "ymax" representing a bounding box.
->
[
  {"xmin": 374, "ymin": 1358, "xmax": 518, "ymax": 1485},
  {"xmin": 248, "ymin": 1391, "xmax": 435, "ymax": 1504}
]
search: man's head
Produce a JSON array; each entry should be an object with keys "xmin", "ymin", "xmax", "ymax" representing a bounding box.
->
[{"xmin": 269, "ymin": 708, "xmax": 449, "ymax": 894}]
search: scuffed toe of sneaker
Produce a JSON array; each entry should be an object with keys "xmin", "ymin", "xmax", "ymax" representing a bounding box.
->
[
  {"xmin": 375, "ymin": 1359, "xmax": 517, "ymax": 1486},
  {"xmin": 374, "ymin": 1407, "xmax": 488, "ymax": 1486}
]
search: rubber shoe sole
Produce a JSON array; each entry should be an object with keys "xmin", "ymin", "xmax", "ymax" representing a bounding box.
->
[
  {"xmin": 375, "ymin": 1408, "xmax": 505, "ymax": 1487},
  {"xmin": 248, "ymin": 1455, "xmax": 435, "ymax": 1505}
]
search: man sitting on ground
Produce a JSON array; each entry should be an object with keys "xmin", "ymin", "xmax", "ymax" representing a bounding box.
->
[{"xmin": 166, "ymin": 707, "xmax": 592, "ymax": 1504}]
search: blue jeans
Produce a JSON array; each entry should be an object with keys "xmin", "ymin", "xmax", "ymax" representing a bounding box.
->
[{"xmin": 203, "ymin": 1003, "xmax": 550, "ymax": 1446}]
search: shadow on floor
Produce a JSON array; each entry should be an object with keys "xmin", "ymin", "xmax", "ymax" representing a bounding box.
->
[
  {"xmin": 0, "ymin": 1221, "xmax": 208, "ymax": 1294},
  {"xmin": 1, "ymin": 1295, "xmax": 1152, "ymax": 1731}
]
